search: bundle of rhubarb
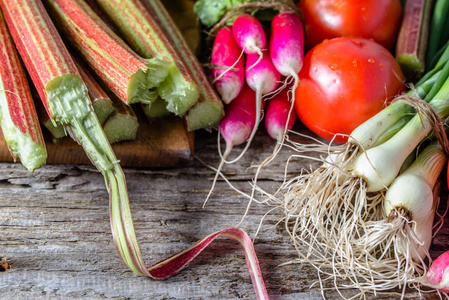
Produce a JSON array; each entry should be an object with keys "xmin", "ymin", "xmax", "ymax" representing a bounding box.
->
[
  {"xmin": 253, "ymin": 0, "xmax": 449, "ymax": 297},
  {"xmin": 0, "ymin": 0, "xmax": 270, "ymax": 299}
]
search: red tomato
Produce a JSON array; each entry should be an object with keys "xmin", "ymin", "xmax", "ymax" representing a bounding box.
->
[
  {"xmin": 299, "ymin": 0, "xmax": 402, "ymax": 51},
  {"xmin": 295, "ymin": 37, "xmax": 405, "ymax": 143}
]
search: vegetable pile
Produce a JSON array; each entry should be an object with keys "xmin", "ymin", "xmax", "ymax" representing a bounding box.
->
[
  {"xmin": 3, "ymin": 0, "xmax": 449, "ymax": 298},
  {"xmin": 235, "ymin": 0, "xmax": 449, "ymax": 298},
  {"xmin": 196, "ymin": 0, "xmax": 449, "ymax": 298},
  {"xmin": 0, "ymin": 0, "xmax": 267, "ymax": 298}
]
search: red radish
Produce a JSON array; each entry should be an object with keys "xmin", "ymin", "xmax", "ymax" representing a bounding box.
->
[
  {"xmin": 265, "ymin": 87, "xmax": 297, "ymax": 141},
  {"xmin": 232, "ymin": 14, "xmax": 266, "ymax": 55},
  {"xmin": 206, "ymin": 51, "xmax": 280, "ymax": 206},
  {"xmin": 426, "ymin": 250, "xmax": 449, "ymax": 292},
  {"xmin": 270, "ymin": 12, "xmax": 304, "ymax": 77},
  {"xmin": 238, "ymin": 51, "xmax": 281, "ymax": 161},
  {"xmin": 232, "ymin": 13, "xmax": 266, "ymax": 68},
  {"xmin": 211, "ymin": 26, "xmax": 245, "ymax": 104},
  {"xmin": 269, "ymin": 12, "xmax": 304, "ymax": 142},
  {"xmin": 206, "ymin": 84, "xmax": 264, "ymax": 202}
]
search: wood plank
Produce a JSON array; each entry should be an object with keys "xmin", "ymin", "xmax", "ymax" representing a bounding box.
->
[
  {"xmin": 0, "ymin": 127, "xmax": 447, "ymax": 299},
  {"xmin": 0, "ymin": 115, "xmax": 194, "ymax": 168}
]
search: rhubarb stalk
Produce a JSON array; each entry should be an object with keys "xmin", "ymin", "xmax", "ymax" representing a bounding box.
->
[
  {"xmin": 145, "ymin": 0, "xmax": 224, "ymax": 130},
  {"xmin": 96, "ymin": 0, "xmax": 223, "ymax": 129},
  {"xmin": 0, "ymin": 9, "xmax": 47, "ymax": 171},
  {"xmin": 103, "ymin": 100, "xmax": 139, "ymax": 144},
  {"xmin": 90, "ymin": 0, "xmax": 201, "ymax": 116},
  {"xmin": 395, "ymin": 0, "xmax": 432, "ymax": 82},
  {"xmin": 42, "ymin": 0, "xmax": 170, "ymax": 106},
  {"xmin": 1, "ymin": 2, "xmax": 268, "ymax": 297},
  {"xmin": 74, "ymin": 58, "xmax": 116, "ymax": 124}
]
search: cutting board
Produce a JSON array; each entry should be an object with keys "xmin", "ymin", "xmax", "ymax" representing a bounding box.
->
[
  {"xmin": 0, "ymin": 115, "xmax": 194, "ymax": 168},
  {"xmin": 0, "ymin": 0, "xmax": 201, "ymax": 168}
]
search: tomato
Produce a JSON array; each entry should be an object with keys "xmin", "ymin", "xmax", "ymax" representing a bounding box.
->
[
  {"xmin": 299, "ymin": 0, "xmax": 402, "ymax": 51},
  {"xmin": 295, "ymin": 37, "xmax": 405, "ymax": 143}
]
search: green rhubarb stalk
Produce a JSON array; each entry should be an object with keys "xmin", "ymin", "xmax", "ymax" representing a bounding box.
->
[
  {"xmin": 142, "ymin": 0, "xmax": 224, "ymax": 130},
  {"xmin": 395, "ymin": 0, "xmax": 432, "ymax": 82},
  {"xmin": 103, "ymin": 100, "xmax": 139, "ymax": 144},
  {"xmin": 0, "ymin": 10, "xmax": 47, "ymax": 170},
  {"xmin": 43, "ymin": 0, "xmax": 170, "ymax": 106},
  {"xmin": 74, "ymin": 58, "xmax": 115, "ymax": 124},
  {"xmin": 0, "ymin": 0, "xmax": 148, "ymax": 275},
  {"xmin": 95, "ymin": 0, "xmax": 201, "ymax": 116}
]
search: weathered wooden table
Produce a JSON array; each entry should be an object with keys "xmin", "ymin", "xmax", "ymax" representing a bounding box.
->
[{"xmin": 1, "ymin": 123, "xmax": 448, "ymax": 300}]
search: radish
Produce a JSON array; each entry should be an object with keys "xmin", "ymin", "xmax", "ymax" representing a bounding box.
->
[
  {"xmin": 232, "ymin": 13, "xmax": 266, "ymax": 68},
  {"xmin": 270, "ymin": 12, "xmax": 304, "ymax": 78},
  {"xmin": 211, "ymin": 26, "xmax": 245, "ymax": 104},
  {"xmin": 269, "ymin": 11, "xmax": 304, "ymax": 142},
  {"xmin": 427, "ymin": 250, "xmax": 449, "ymax": 293},
  {"xmin": 264, "ymin": 86, "xmax": 297, "ymax": 142},
  {"xmin": 241, "ymin": 50, "xmax": 281, "ymax": 160},
  {"xmin": 206, "ymin": 84, "xmax": 264, "ymax": 202}
]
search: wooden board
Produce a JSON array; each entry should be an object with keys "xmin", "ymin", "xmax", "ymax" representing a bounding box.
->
[
  {"xmin": 1, "ymin": 128, "xmax": 448, "ymax": 299},
  {"xmin": 0, "ymin": 115, "xmax": 194, "ymax": 168}
]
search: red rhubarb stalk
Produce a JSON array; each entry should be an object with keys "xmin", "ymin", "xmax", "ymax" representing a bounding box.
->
[
  {"xmin": 43, "ymin": 0, "xmax": 170, "ymax": 105},
  {"xmin": 395, "ymin": 0, "xmax": 432, "ymax": 82},
  {"xmin": 1, "ymin": 3, "xmax": 269, "ymax": 298},
  {"xmin": 0, "ymin": 9, "xmax": 47, "ymax": 170},
  {"xmin": 83, "ymin": 0, "xmax": 201, "ymax": 116},
  {"xmin": 148, "ymin": 228, "xmax": 269, "ymax": 300},
  {"xmin": 74, "ymin": 58, "xmax": 116, "ymax": 124},
  {"xmin": 144, "ymin": 0, "xmax": 224, "ymax": 130},
  {"xmin": 100, "ymin": 0, "xmax": 224, "ymax": 129}
]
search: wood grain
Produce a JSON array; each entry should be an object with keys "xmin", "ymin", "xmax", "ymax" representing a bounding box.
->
[
  {"xmin": 0, "ymin": 114, "xmax": 194, "ymax": 168},
  {"xmin": 0, "ymin": 126, "xmax": 448, "ymax": 299}
]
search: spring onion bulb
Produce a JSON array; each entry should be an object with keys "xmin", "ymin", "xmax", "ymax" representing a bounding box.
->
[{"xmin": 346, "ymin": 142, "xmax": 446, "ymax": 293}]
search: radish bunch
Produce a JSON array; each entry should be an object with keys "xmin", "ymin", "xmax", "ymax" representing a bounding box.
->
[{"xmin": 207, "ymin": 11, "xmax": 304, "ymax": 199}]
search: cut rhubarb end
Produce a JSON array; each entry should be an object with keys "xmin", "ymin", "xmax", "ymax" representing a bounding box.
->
[
  {"xmin": 185, "ymin": 97, "xmax": 224, "ymax": 131},
  {"xmin": 103, "ymin": 101, "xmax": 138, "ymax": 144},
  {"xmin": 93, "ymin": 99, "xmax": 116, "ymax": 125},
  {"xmin": 0, "ymin": 91, "xmax": 47, "ymax": 170},
  {"xmin": 157, "ymin": 66, "xmax": 200, "ymax": 116},
  {"xmin": 42, "ymin": 119, "xmax": 66, "ymax": 143},
  {"xmin": 141, "ymin": 98, "xmax": 170, "ymax": 120},
  {"xmin": 46, "ymin": 75, "xmax": 92, "ymax": 124},
  {"xmin": 396, "ymin": 54, "xmax": 425, "ymax": 83},
  {"xmin": 127, "ymin": 58, "xmax": 169, "ymax": 105},
  {"xmin": 94, "ymin": 0, "xmax": 200, "ymax": 116}
]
